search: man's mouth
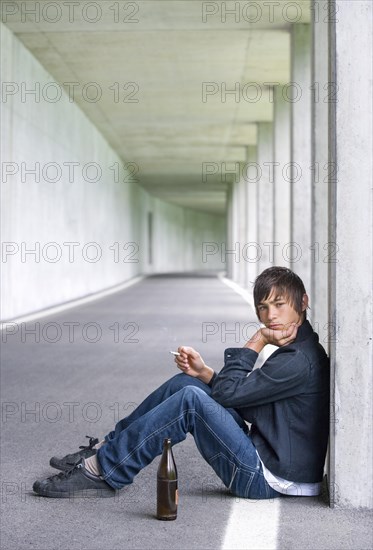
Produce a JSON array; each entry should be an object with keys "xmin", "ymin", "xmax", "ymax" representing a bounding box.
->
[{"xmin": 268, "ymin": 324, "xmax": 282, "ymax": 329}]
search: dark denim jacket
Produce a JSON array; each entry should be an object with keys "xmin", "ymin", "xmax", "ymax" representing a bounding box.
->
[{"xmin": 210, "ymin": 320, "xmax": 330, "ymax": 483}]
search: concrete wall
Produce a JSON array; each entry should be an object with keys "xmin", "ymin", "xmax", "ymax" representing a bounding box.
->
[
  {"xmin": 273, "ymin": 86, "xmax": 291, "ymax": 268},
  {"xmin": 328, "ymin": 0, "xmax": 372, "ymax": 509},
  {"xmin": 257, "ymin": 122, "xmax": 274, "ymax": 274},
  {"xmin": 149, "ymin": 199, "xmax": 226, "ymax": 273},
  {"xmin": 0, "ymin": 23, "xmax": 225, "ymax": 321},
  {"xmin": 290, "ymin": 24, "xmax": 312, "ymax": 295},
  {"xmin": 311, "ymin": 0, "xmax": 329, "ymax": 349}
]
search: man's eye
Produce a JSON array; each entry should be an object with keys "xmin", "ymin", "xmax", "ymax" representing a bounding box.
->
[{"xmin": 276, "ymin": 303, "xmax": 285, "ymax": 307}]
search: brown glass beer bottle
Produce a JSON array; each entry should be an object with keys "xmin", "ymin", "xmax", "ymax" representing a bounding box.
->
[{"xmin": 156, "ymin": 438, "xmax": 178, "ymax": 520}]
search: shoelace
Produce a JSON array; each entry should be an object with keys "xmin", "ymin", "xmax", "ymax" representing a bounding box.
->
[
  {"xmin": 50, "ymin": 461, "xmax": 83, "ymax": 482},
  {"xmin": 62, "ymin": 436, "xmax": 99, "ymax": 467},
  {"xmin": 79, "ymin": 435, "xmax": 99, "ymax": 452}
]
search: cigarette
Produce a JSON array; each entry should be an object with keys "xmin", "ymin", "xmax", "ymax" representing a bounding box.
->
[{"xmin": 169, "ymin": 350, "xmax": 181, "ymax": 356}]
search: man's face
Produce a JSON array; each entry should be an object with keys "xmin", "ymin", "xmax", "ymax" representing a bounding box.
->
[{"xmin": 256, "ymin": 289, "xmax": 307, "ymax": 330}]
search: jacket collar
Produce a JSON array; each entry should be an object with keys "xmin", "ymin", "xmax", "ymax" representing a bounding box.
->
[{"xmin": 294, "ymin": 320, "xmax": 314, "ymax": 343}]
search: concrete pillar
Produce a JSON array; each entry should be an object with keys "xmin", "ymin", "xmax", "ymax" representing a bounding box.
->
[
  {"xmin": 257, "ymin": 122, "xmax": 274, "ymax": 274},
  {"xmin": 273, "ymin": 87, "xmax": 291, "ymax": 268},
  {"xmin": 230, "ymin": 180, "xmax": 240, "ymax": 282},
  {"xmin": 225, "ymin": 184, "xmax": 234, "ymax": 279},
  {"xmin": 246, "ymin": 145, "xmax": 259, "ymax": 291},
  {"xmin": 237, "ymin": 164, "xmax": 248, "ymax": 287},
  {"xmin": 311, "ymin": 0, "xmax": 330, "ymax": 344},
  {"xmin": 329, "ymin": 0, "xmax": 372, "ymax": 509},
  {"xmin": 290, "ymin": 24, "xmax": 312, "ymax": 294}
]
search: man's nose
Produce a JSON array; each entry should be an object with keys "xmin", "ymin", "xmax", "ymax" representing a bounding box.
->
[{"xmin": 268, "ymin": 307, "xmax": 277, "ymax": 320}]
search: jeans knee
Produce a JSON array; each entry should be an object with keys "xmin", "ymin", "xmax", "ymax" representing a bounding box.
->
[
  {"xmin": 179, "ymin": 385, "xmax": 212, "ymax": 410},
  {"xmin": 167, "ymin": 373, "xmax": 211, "ymax": 396},
  {"xmin": 167, "ymin": 373, "xmax": 193, "ymax": 393},
  {"xmin": 180, "ymin": 386, "xmax": 231, "ymax": 424},
  {"xmin": 181, "ymin": 385, "xmax": 206, "ymax": 398}
]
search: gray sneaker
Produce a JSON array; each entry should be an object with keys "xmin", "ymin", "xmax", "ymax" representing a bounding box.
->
[
  {"xmin": 33, "ymin": 459, "xmax": 116, "ymax": 498},
  {"xmin": 49, "ymin": 436, "xmax": 99, "ymax": 471}
]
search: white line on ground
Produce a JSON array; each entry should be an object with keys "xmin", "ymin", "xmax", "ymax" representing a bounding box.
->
[
  {"xmin": 219, "ymin": 275, "xmax": 255, "ymax": 310},
  {"xmin": 222, "ymin": 499, "xmax": 280, "ymax": 550}
]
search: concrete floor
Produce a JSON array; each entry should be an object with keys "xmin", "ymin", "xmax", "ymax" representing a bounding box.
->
[{"xmin": 1, "ymin": 275, "xmax": 372, "ymax": 550}]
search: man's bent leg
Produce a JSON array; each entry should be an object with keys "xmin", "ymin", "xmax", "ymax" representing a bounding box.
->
[
  {"xmin": 49, "ymin": 374, "xmax": 245, "ymax": 473},
  {"xmin": 107, "ymin": 373, "xmax": 246, "ymax": 440},
  {"xmin": 106, "ymin": 374, "xmax": 210, "ymax": 439},
  {"xmin": 98, "ymin": 386, "xmax": 276, "ymax": 500}
]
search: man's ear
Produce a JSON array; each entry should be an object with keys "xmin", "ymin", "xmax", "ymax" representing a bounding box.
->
[{"xmin": 301, "ymin": 293, "xmax": 309, "ymax": 312}]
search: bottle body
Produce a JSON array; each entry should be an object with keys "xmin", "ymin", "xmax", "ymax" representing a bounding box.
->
[{"xmin": 156, "ymin": 438, "xmax": 178, "ymax": 520}]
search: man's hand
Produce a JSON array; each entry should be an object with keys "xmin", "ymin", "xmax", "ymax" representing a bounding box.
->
[
  {"xmin": 244, "ymin": 323, "xmax": 299, "ymax": 353},
  {"xmin": 174, "ymin": 346, "xmax": 214, "ymax": 384},
  {"xmin": 261, "ymin": 323, "xmax": 299, "ymax": 347}
]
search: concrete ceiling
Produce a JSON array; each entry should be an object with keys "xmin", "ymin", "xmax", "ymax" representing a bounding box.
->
[{"xmin": 2, "ymin": 1, "xmax": 311, "ymax": 213}]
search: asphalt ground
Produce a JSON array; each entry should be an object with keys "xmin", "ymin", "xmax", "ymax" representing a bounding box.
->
[{"xmin": 1, "ymin": 274, "xmax": 372, "ymax": 550}]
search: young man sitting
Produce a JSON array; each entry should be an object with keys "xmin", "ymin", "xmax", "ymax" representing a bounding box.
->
[{"xmin": 33, "ymin": 266, "xmax": 330, "ymax": 499}]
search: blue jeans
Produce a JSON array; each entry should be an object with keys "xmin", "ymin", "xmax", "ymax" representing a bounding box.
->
[{"xmin": 97, "ymin": 374, "xmax": 280, "ymax": 500}]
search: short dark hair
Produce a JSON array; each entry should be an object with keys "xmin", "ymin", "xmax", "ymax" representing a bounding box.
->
[{"xmin": 253, "ymin": 266, "xmax": 307, "ymax": 318}]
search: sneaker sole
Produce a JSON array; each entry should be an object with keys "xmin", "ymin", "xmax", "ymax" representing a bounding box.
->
[{"xmin": 33, "ymin": 486, "xmax": 116, "ymax": 498}]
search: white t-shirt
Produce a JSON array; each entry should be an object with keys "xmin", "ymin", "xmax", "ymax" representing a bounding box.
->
[{"xmin": 257, "ymin": 451, "xmax": 322, "ymax": 496}]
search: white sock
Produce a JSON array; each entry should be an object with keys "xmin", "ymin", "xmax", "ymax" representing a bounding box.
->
[{"xmin": 84, "ymin": 455, "xmax": 102, "ymax": 478}]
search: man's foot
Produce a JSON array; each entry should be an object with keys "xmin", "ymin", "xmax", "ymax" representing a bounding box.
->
[
  {"xmin": 49, "ymin": 436, "xmax": 99, "ymax": 471},
  {"xmin": 33, "ymin": 459, "xmax": 116, "ymax": 498}
]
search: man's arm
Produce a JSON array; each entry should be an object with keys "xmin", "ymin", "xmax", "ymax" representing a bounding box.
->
[
  {"xmin": 211, "ymin": 324, "xmax": 308, "ymax": 408},
  {"xmin": 174, "ymin": 323, "xmax": 301, "ymax": 398},
  {"xmin": 244, "ymin": 323, "xmax": 299, "ymax": 353}
]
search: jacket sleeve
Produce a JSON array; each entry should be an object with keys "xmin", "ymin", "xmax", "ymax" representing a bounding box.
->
[{"xmin": 211, "ymin": 346, "xmax": 310, "ymax": 408}]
